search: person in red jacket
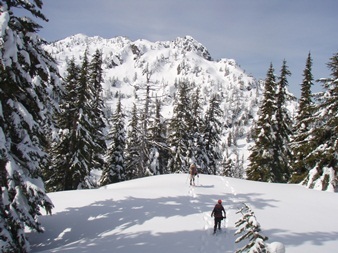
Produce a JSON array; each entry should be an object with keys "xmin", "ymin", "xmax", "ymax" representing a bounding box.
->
[{"xmin": 211, "ymin": 199, "xmax": 226, "ymax": 234}]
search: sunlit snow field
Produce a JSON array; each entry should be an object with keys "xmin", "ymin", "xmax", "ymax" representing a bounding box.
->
[{"xmin": 28, "ymin": 174, "xmax": 338, "ymax": 253}]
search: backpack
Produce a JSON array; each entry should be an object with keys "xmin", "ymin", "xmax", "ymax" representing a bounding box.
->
[
  {"xmin": 213, "ymin": 204, "xmax": 224, "ymax": 218},
  {"xmin": 190, "ymin": 165, "xmax": 197, "ymax": 175},
  {"xmin": 191, "ymin": 167, "xmax": 197, "ymax": 175}
]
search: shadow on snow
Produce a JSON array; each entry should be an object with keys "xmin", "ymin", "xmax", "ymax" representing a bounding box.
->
[{"xmin": 27, "ymin": 189, "xmax": 337, "ymax": 252}]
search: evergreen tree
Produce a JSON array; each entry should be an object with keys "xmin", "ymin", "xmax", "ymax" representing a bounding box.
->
[
  {"xmin": 167, "ymin": 80, "xmax": 192, "ymax": 172},
  {"xmin": 138, "ymin": 82, "xmax": 151, "ymax": 177},
  {"xmin": 64, "ymin": 51, "xmax": 94, "ymax": 189},
  {"xmin": 247, "ymin": 64, "xmax": 278, "ymax": 182},
  {"xmin": 46, "ymin": 58, "xmax": 79, "ymax": 191},
  {"xmin": 87, "ymin": 49, "xmax": 107, "ymax": 173},
  {"xmin": 48, "ymin": 50, "xmax": 105, "ymax": 190},
  {"xmin": 148, "ymin": 98, "xmax": 170, "ymax": 175},
  {"xmin": 100, "ymin": 96, "xmax": 126, "ymax": 185},
  {"xmin": 302, "ymin": 52, "xmax": 338, "ymax": 191},
  {"xmin": 274, "ymin": 60, "xmax": 292, "ymax": 182},
  {"xmin": 190, "ymin": 88, "xmax": 207, "ymax": 172},
  {"xmin": 222, "ymin": 152, "xmax": 245, "ymax": 178},
  {"xmin": 290, "ymin": 53, "xmax": 315, "ymax": 183},
  {"xmin": 221, "ymin": 155, "xmax": 234, "ymax": 177},
  {"xmin": 72, "ymin": 50, "xmax": 106, "ymax": 187},
  {"xmin": 247, "ymin": 61, "xmax": 293, "ymax": 183},
  {"xmin": 203, "ymin": 94, "xmax": 223, "ymax": 175},
  {"xmin": 125, "ymin": 103, "xmax": 142, "ymax": 180},
  {"xmin": 235, "ymin": 203, "xmax": 269, "ymax": 253},
  {"xmin": 0, "ymin": 1, "xmax": 60, "ymax": 251},
  {"xmin": 130, "ymin": 64, "xmax": 154, "ymax": 178}
]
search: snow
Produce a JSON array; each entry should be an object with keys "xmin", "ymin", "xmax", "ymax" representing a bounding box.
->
[
  {"xmin": 42, "ymin": 34, "xmax": 291, "ymax": 180},
  {"xmin": 27, "ymin": 174, "xmax": 338, "ymax": 253},
  {"xmin": 0, "ymin": 8, "xmax": 9, "ymax": 37}
]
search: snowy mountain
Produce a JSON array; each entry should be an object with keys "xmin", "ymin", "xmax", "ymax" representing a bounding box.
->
[
  {"xmin": 44, "ymin": 34, "xmax": 290, "ymax": 173},
  {"xmin": 27, "ymin": 174, "xmax": 338, "ymax": 253}
]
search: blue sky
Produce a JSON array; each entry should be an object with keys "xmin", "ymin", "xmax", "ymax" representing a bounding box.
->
[{"xmin": 37, "ymin": 0, "xmax": 338, "ymax": 97}]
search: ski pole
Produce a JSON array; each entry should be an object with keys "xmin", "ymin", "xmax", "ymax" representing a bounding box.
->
[{"xmin": 223, "ymin": 213, "xmax": 227, "ymax": 229}]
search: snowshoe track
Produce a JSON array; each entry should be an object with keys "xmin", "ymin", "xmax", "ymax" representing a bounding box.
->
[{"xmin": 187, "ymin": 175, "xmax": 238, "ymax": 253}]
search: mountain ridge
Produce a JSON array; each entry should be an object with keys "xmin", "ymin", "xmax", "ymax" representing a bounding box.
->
[{"xmin": 44, "ymin": 34, "xmax": 294, "ymax": 175}]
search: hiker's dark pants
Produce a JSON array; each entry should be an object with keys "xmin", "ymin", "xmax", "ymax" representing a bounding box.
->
[
  {"xmin": 190, "ymin": 175, "xmax": 195, "ymax": 185},
  {"xmin": 214, "ymin": 217, "xmax": 222, "ymax": 232}
]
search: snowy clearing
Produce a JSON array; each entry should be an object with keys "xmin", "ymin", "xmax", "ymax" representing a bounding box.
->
[{"xmin": 28, "ymin": 174, "xmax": 338, "ymax": 253}]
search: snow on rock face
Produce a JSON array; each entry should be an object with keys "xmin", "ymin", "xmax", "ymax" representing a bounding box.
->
[
  {"xmin": 172, "ymin": 35, "xmax": 212, "ymax": 61},
  {"xmin": 44, "ymin": 33, "xmax": 262, "ymax": 121},
  {"xmin": 43, "ymin": 34, "xmax": 296, "ymax": 175}
]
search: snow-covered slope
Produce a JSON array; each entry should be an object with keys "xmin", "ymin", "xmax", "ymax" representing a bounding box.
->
[
  {"xmin": 44, "ymin": 34, "xmax": 270, "ymax": 172},
  {"xmin": 45, "ymin": 34, "xmax": 261, "ymax": 113},
  {"xmin": 28, "ymin": 174, "xmax": 338, "ymax": 253}
]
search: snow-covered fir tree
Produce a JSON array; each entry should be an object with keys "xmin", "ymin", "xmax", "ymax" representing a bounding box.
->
[
  {"xmin": 138, "ymin": 79, "xmax": 152, "ymax": 177},
  {"xmin": 100, "ymin": 96, "xmax": 126, "ymax": 185},
  {"xmin": 274, "ymin": 60, "xmax": 293, "ymax": 182},
  {"xmin": 42, "ymin": 34, "xmax": 264, "ymax": 182},
  {"xmin": 235, "ymin": 203, "xmax": 269, "ymax": 253},
  {"xmin": 87, "ymin": 49, "xmax": 107, "ymax": 172},
  {"xmin": 0, "ymin": 1, "xmax": 60, "ymax": 251},
  {"xmin": 302, "ymin": 52, "xmax": 338, "ymax": 191},
  {"xmin": 203, "ymin": 94, "xmax": 223, "ymax": 175},
  {"xmin": 190, "ymin": 88, "xmax": 207, "ymax": 173},
  {"xmin": 290, "ymin": 52, "xmax": 315, "ymax": 183},
  {"xmin": 64, "ymin": 51, "xmax": 94, "ymax": 189},
  {"xmin": 125, "ymin": 103, "xmax": 142, "ymax": 180},
  {"xmin": 167, "ymin": 80, "xmax": 193, "ymax": 172},
  {"xmin": 247, "ymin": 64, "xmax": 278, "ymax": 182},
  {"xmin": 48, "ymin": 50, "xmax": 106, "ymax": 190},
  {"xmin": 247, "ymin": 61, "xmax": 293, "ymax": 183},
  {"xmin": 147, "ymin": 98, "xmax": 170, "ymax": 175},
  {"xmin": 222, "ymin": 152, "xmax": 245, "ymax": 178},
  {"xmin": 46, "ymin": 58, "xmax": 79, "ymax": 191}
]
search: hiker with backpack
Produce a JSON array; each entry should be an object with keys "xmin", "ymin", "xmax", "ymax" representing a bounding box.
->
[
  {"xmin": 189, "ymin": 163, "xmax": 198, "ymax": 186},
  {"xmin": 211, "ymin": 199, "xmax": 226, "ymax": 234}
]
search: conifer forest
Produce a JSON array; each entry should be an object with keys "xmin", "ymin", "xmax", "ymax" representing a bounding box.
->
[{"xmin": 0, "ymin": 1, "xmax": 337, "ymax": 252}]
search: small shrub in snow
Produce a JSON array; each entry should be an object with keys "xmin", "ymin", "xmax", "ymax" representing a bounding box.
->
[{"xmin": 235, "ymin": 203, "xmax": 269, "ymax": 253}]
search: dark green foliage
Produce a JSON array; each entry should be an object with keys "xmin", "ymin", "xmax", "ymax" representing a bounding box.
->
[
  {"xmin": 125, "ymin": 103, "xmax": 142, "ymax": 180},
  {"xmin": 67, "ymin": 53, "xmax": 93, "ymax": 189},
  {"xmin": 47, "ymin": 50, "xmax": 106, "ymax": 191},
  {"xmin": 290, "ymin": 53, "xmax": 315, "ymax": 183},
  {"xmin": 301, "ymin": 52, "xmax": 338, "ymax": 191},
  {"xmin": 235, "ymin": 203, "xmax": 269, "ymax": 253},
  {"xmin": 247, "ymin": 61, "xmax": 293, "ymax": 183},
  {"xmin": 100, "ymin": 96, "xmax": 126, "ymax": 185},
  {"xmin": 0, "ymin": 1, "xmax": 59, "ymax": 251},
  {"xmin": 147, "ymin": 99, "xmax": 170, "ymax": 175},
  {"xmin": 138, "ymin": 82, "xmax": 152, "ymax": 177},
  {"xmin": 274, "ymin": 60, "xmax": 292, "ymax": 182},
  {"xmin": 247, "ymin": 64, "xmax": 278, "ymax": 182},
  {"xmin": 191, "ymin": 88, "xmax": 208, "ymax": 173},
  {"xmin": 87, "ymin": 49, "xmax": 107, "ymax": 171},
  {"xmin": 167, "ymin": 81, "xmax": 223, "ymax": 175},
  {"xmin": 46, "ymin": 58, "xmax": 79, "ymax": 191},
  {"xmin": 167, "ymin": 80, "xmax": 193, "ymax": 172},
  {"xmin": 203, "ymin": 94, "xmax": 223, "ymax": 175}
]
